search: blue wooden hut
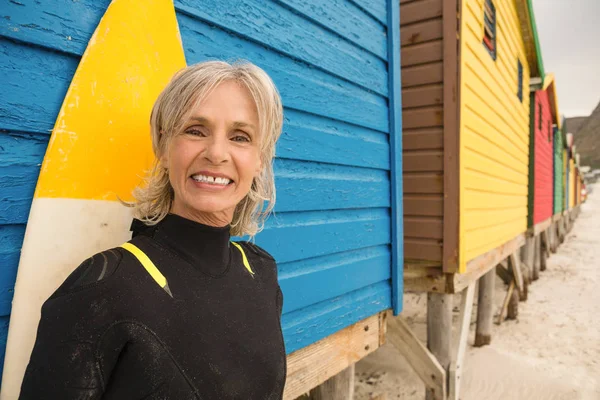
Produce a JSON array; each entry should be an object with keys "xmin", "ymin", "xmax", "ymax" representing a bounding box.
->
[{"xmin": 0, "ymin": 0, "xmax": 403, "ymax": 394}]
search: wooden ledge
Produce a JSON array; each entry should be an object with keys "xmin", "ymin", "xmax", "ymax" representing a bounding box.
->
[
  {"xmin": 451, "ymin": 234, "xmax": 526, "ymax": 293},
  {"xmin": 283, "ymin": 312, "xmax": 386, "ymax": 399}
]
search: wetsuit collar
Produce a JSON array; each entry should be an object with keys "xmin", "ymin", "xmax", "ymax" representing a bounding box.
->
[{"xmin": 131, "ymin": 214, "xmax": 232, "ymax": 277}]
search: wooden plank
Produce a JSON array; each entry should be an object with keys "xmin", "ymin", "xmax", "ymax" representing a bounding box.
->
[
  {"xmin": 400, "ymin": 0, "xmax": 443, "ymax": 25},
  {"xmin": 178, "ymin": 17, "xmax": 389, "ymax": 132},
  {"xmin": 176, "ymin": 0, "xmax": 388, "ymax": 95},
  {"xmin": 402, "ymin": 41, "xmax": 443, "ymax": 67},
  {"xmin": 279, "ymin": 246, "xmax": 390, "ymax": 314},
  {"xmin": 532, "ymin": 217, "xmax": 553, "ymax": 236},
  {"xmin": 404, "ymin": 173, "xmax": 444, "ymax": 194},
  {"xmin": 280, "ymin": 110, "xmax": 390, "ymax": 170},
  {"xmin": 402, "ymin": 62, "xmax": 444, "ymax": 88},
  {"xmin": 442, "ymin": 0, "xmax": 460, "ymax": 274},
  {"xmin": 404, "ymin": 238, "xmax": 443, "ymax": 262},
  {"xmin": 404, "ymin": 195, "xmax": 443, "ymax": 217},
  {"xmin": 258, "ymin": 208, "xmax": 390, "ymax": 264},
  {"xmin": 402, "ymin": 84, "xmax": 444, "ymax": 108},
  {"xmin": 452, "ymin": 234, "xmax": 525, "ymax": 293},
  {"xmin": 403, "ymin": 128, "xmax": 444, "ymax": 150},
  {"xmin": 403, "ymin": 266, "xmax": 447, "ymax": 293},
  {"xmin": 449, "ymin": 284, "xmax": 475, "ymax": 400},
  {"xmin": 401, "ymin": 20, "xmax": 443, "ymax": 46},
  {"xmin": 404, "ymin": 151, "xmax": 444, "ymax": 172},
  {"xmin": 387, "ymin": 315, "xmax": 446, "ymax": 400},
  {"xmin": 405, "ymin": 217, "xmax": 443, "ymax": 239},
  {"xmin": 277, "ymin": 0, "xmax": 387, "ymax": 59},
  {"xmin": 283, "ymin": 313, "xmax": 384, "ymax": 400},
  {"xmin": 274, "ymin": 159, "xmax": 390, "ymax": 212},
  {"xmin": 403, "ymin": 107, "xmax": 444, "ymax": 129}
]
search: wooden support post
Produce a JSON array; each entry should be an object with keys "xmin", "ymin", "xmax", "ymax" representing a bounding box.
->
[
  {"xmin": 387, "ymin": 316, "xmax": 446, "ymax": 400},
  {"xmin": 523, "ymin": 236, "xmax": 536, "ymax": 281},
  {"xmin": 495, "ymin": 263, "xmax": 511, "ymax": 285},
  {"xmin": 427, "ymin": 293, "xmax": 453, "ymax": 400},
  {"xmin": 496, "ymin": 281, "xmax": 515, "ymax": 324},
  {"xmin": 475, "ymin": 270, "xmax": 495, "ymax": 347},
  {"xmin": 533, "ymin": 235, "xmax": 541, "ymax": 280},
  {"xmin": 449, "ymin": 284, "xmax": 475, "ymax": 400},
  {"xmin": 508, "ymin": 253, "xmax": 526, "ymax": 301},
  {"xmin": 506, "ymin": 286, "xmax": 520, "ymax": 320},
  {"xmin": 308, "ymin": 364, "xmax": 355, "ymax": 400},
  {"xmin": 540, "ymin": 231, "xmax": 548, "ymax": 272}
]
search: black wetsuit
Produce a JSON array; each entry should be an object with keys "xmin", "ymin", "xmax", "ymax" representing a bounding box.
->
[{"xmin": 20, "ymin": 214, "xmax": 286, "ymax": 399}]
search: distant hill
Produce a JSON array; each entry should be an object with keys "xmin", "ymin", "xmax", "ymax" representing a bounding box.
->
[
  {"xmin": 563, "ymin": 116, "xmax": 587, "ymax": 136},
  {"xmin": 565, "ymin": 100, "xmax": 600, "ymax": 169}
]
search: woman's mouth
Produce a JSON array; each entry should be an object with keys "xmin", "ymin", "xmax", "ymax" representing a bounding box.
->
[{"xmin": 190, "ymin": 174, "xmax": 233, "ymax": 187}]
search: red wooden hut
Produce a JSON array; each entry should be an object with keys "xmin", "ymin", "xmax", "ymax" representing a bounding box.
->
[{"xmin": 528, "ymin": 75, "xmax": 558, "ymax": 228}]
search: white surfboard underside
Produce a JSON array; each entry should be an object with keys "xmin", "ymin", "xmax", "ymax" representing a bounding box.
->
[{"xmin": 1, "ymin": 198, "xmax": 133, "ymax": 399}]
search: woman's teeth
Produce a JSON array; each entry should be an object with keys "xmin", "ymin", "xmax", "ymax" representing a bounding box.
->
[{"xmin": 191, "ymin": 174, "xmax": 231, "ymax": 186}]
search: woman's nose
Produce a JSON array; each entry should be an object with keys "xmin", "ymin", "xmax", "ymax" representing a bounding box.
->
[{"xmin": 203, "ymin": 134, "xmax": 229, "ymax": 164}]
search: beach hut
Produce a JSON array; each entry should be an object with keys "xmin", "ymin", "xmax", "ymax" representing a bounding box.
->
[
  {"xmin": 398, "ymin": 0, "xmax": 544, "ymax": 397},
  {"xmin": 0, "ymin": 0, "xmax": 403, "ymax": 396},
  {"xmin": 553, "ymin": 124, "xmax": 564, "ymax": 217},
  {"xmin": 569, "ymin": 156, "xmax": 576, "ymax": 210},
  {"xmin": 551, "ymin": 123, "xmax": 567, "ymax": 246},
  {"xmin": 524, "ymin": 73, "xmax": 560, "ymax": 264},
  {"xmin": 528, "ymin": 74, "xmax": 559, "ymax": 232}
]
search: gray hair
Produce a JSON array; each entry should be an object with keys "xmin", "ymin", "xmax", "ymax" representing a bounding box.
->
[{"xmin": 130, "ymin": 60, "xmax": 283, "ymax": 237}]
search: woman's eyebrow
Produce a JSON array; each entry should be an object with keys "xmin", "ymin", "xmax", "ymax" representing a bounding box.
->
[
  {"xmin": 232, "ymin": 121, "xmax": 256, "ymax": 131},
  {"xmin": 189, "ymin": 116, "xmax": 210, "ymax": 124}
]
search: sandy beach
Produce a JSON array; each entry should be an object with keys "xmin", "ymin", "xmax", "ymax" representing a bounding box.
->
[{"xmin": 355, "ymin": 184, "xmax": 600, "ymax": 400}]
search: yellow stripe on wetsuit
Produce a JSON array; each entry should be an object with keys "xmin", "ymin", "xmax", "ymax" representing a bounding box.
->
[
  {"xmin": 121, "ymin": 242, "xmax": 255, "ymax": 296},
  {"xmin": 230, "ymin": 242, "xmax": 255, "ymax": 277},
  {"xmin": 120, "ymin": 242, "xmax": 173, "ymax": 298}
]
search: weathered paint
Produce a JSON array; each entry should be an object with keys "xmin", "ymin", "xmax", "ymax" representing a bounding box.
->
[
  {"xmin": 459, "ymin": 0, "xmax": 531, "ymax": 271},
  {"xmin": 553, "ymin": 127, "xmax": 564, "ymax": 216},
  {"xmin": 0, "ymin": 0, "xmax": 401, "ymax": 375},
  {"xmin": 528, "ymin": 88, "xmax": 554, "ymax": 227}
]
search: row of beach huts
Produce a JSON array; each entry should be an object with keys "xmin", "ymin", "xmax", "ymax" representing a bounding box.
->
[{"xmin": 0, "ymin": 0, "xmax": 588, "ymax": 399}]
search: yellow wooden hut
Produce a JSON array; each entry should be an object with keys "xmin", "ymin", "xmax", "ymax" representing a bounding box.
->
[
  {"xmin": 398, "ymin": 0, "xmax": 545, "ymax": 397},
  {"xmin": 402, "ymin": 0, "xmax": 543, "ymax": 289}
]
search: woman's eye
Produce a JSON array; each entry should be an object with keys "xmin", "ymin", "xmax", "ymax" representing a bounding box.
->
[
  {"xmin": 185, "ymin": 127, "xmax": 206, "ymax": 136},
  {"xmin": 232, "ymin": 133, "xmax": 251, "ymax": 143}
]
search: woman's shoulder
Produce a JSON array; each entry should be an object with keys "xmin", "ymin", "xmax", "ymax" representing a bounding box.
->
[
  {"xmin": 49, "ymin": 247, "xmax": 125, "ymax": 300},
  {"xmin": 235, "ymin": 241, "xmax": 276, "ymax": 262}
]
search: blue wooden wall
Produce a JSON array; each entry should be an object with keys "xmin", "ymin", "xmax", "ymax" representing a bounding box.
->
[{"xmin": 0, "ymin": 0, "xmax": 402, "ymax": 374}]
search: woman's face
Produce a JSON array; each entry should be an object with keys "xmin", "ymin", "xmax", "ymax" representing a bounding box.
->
[{"xmin": 162, "ymin": 80, "xmax": 262, "ymax": 226}]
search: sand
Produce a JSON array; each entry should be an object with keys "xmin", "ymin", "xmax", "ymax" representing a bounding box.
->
[{"xmin": 355, "ymin": 184, "xmax": 600, "ymax": 400}]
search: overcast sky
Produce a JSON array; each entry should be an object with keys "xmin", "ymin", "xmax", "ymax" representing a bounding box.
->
[{"xmin": 531, "ymin": 0, "xmax": 600, "ymax": 117}]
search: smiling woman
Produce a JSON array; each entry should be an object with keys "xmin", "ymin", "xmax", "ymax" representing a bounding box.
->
[
  {"xmin": 19, "ymin": 61, "xmax": 287, "ymax": 399},
  {"xmin": 133, "ymin": 61, "xmax": 283, "ymax": 235}
]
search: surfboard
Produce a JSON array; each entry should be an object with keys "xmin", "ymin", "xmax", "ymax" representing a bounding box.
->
[{"xmin": 1, "ymin": 1, "xmax": 186, "ymax": 396}]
